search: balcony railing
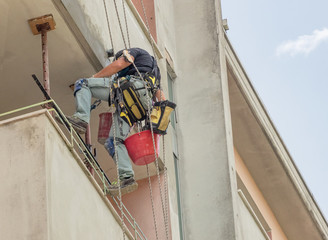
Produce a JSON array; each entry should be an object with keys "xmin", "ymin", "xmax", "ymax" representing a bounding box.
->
[
  {"xmin": 238, "ymin": 189, "xmax": 271, "ymax": 240},
  {"xmin": 0, "ymin": 100, "xmax": 147, "ymax": 240}
]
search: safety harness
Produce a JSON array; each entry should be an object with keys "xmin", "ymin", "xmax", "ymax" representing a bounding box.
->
[{"xmin": 110, "ymin": 53, "xmax": 162, "ymax": 128}]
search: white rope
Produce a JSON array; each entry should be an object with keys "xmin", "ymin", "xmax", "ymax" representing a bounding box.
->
[
  {"xmin": 110, "ymin": 91, "xmax": 126, "ymax": 240},
  {"xmin": 140, "ymin": 0, "xmax": 157, "ymax": 60},
  {"xmin": 102, "ymin": 0, "xmax": 115, "ymax": 52},
  {"xmin": 146, "ymin": 164, "xmax": 159, "ymax": 240},
  {"xmin": 138, "ymin": 0, "xmax": 170, "ymax": 238},
  {"xmin": 121, "ymin": 0, "xmax": 131, "ymax": 48},
  {"xmin": 101, "ymin": 2, "xmax": 126, "ymax": 237},
  {"xmin": 130, "ymin": 60, "xmax": 169, "ymax": 240},
  {"xmin": 102, "ymin": 0, "xmax": 170, "ymax": 237},
  {"xmin": 113, "ymin": 0, "xmax": 128, "ymax": 49}
]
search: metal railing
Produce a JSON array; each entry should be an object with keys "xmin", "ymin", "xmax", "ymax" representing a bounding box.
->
[
  {"xmin": 0, "ymin": 100, "xmax": 147, "ymax": 240},
  {"xmin": 237, "ymin": 190, "xmax": 271, "ymax": 240}
]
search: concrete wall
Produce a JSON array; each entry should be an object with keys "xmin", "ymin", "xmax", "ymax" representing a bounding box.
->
[
  {"xmin": 0, "ymin": 111, "xmax": 125, "ymax": 240},
  {"xmin": 172, "ymin": 0, "xmax": 240, "ymax": 239},
  {"xmin": 0, "ymin": 113, "xmax": 48, "ymax": 240},
  {"xmin": 113, "ymin": 176, "xmax": 170, "ymax": 240},
  {"xmin": 59, "ymin": 0, "xmax": 154, "ymax": 65}
]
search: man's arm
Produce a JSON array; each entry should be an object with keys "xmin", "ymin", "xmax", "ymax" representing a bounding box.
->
[{"xmin": 92, "ymin": 56, "xmax": 134, "ymax": 78}]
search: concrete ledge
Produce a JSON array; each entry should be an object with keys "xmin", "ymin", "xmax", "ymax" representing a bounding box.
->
[{"xmin": 0, "ymin": 110, "xmax": 136, "ymax": 240}]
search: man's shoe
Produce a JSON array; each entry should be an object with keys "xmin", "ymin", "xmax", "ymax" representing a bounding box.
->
[
  {"xmin": 107, "ymin": 177, "xmax": 138, "ymax": 197},
  {"xmin": 54, "ymin": 115, "xmax": 87, "ymax": 134}
]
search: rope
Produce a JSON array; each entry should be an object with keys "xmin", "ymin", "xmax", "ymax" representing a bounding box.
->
[
  {"xmin": 102, "ymin": 0, "xmax": 115, "ymax": 52},
  {"xmin": 138, "ymin": 0, "xmax": 170, "ymax": 237},
  {"xmin": 162, "ymin": 135, "xmax": 169, "ymax": 236},
  {"xmin": 102, "ymin": 0, "xmax": 170, "ymax": 237},
  {"xmin": 110, "ymin": 89, "xmax": 126, "ymax": 240},
  {"xmin": 121, "ymin": 0, "xmax": 131, "ymax": 48},
  {"xmin": 140, "ymin": 0, "xmax": 157, "ymax": 61},
  {"xmin": 130, "ymin": 60, "xmax": 169, "ymax": 240},
  {"xmin": 146, "ymin": 164, "xmax": 159, "ymax": 240},
  {"xmin": 101, "ymin": 2, "xmax": 126, "ymax": 237},
  {"xmin": 113, "ymin": 0, "xmax": 128, "ymax": 49}
]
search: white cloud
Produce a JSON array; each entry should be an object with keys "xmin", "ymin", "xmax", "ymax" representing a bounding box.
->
[{"xmin": 276, "ymin": 28, "xmax": 328, "ymax": 56}]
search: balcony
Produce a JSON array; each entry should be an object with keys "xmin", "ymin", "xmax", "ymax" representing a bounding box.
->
[
  {"xmin": 238, "ymin": 190, "xmax": 271, "ymax": 240},
  {"xmin": 0, "ymin": 102, "xmax": 152, "ymax": 239}
]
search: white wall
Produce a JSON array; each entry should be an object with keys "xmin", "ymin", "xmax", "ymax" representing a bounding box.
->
[
  {"xmin": 0, "ymin": 112, "xmax": 48, "ymax": 240},
  {"xmin": 60, "ymin": 0, "xmax": 154, "ymax": 65},
  {"xmin": 0, "ymin": 111, "xmax": 126, "ymax": 240},
  {"xmin": 172, "ymin": 0, "xmax": 240, "ymax": 239}
]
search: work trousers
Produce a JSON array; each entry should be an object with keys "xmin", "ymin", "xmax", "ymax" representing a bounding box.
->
[{"xmin": 73, "ymin": 77, "xmax": 134, "ymax": 180}]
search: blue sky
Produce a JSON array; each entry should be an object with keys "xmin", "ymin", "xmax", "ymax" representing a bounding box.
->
[{"xmin": 221, "ymin": 0, "xmax": 328, "ymax": 217}]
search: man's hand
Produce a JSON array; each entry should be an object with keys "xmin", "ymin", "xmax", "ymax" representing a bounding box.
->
[{"xmin": 123, "ymin": 50, "xmax": 134, "ymax": 63}]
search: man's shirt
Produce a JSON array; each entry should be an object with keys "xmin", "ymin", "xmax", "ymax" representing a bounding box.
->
[{"xmin": 115, "ymin": 48, "xmax": 160, "ymax": 80}]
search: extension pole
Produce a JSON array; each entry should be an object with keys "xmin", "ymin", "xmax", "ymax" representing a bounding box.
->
[
  {"xmin": 28, "ymin": 14, "xmax": 56, "ymax": 97},
  {"xmin": 41, "ymin": 27, "xmax": 50, "ymax": 95}
]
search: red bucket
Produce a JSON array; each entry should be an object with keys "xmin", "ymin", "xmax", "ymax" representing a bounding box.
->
[
  {"xmin": 124, "ymin": 130, "xmax": 160, "ymax": 165},
  {"xmin": 97, "ymin": 112, "xmax": 113, "ymax": 144}
]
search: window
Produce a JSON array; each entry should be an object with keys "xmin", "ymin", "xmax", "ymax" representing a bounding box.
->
[
  {"xmin": 167, "ymin": 72, "xmax": 178, "ymax": 156},
  {"xmin": 167, "ymin": 70, "xmax": 184, "ymax": 238}
]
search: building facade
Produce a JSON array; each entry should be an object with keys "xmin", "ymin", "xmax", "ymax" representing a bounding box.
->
[{"xmin": 0, "ymin": 0, "xmax": 327, "ymax": 239}]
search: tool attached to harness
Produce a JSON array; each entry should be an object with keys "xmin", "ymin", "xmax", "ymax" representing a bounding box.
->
[
  {"xmin": 149, "ymin": 100, "xmax": 176, "ymax": 135},
  {"xmin": 142, "ymin": 72, "xmax": 160, "ymax": 95},
  {"xmin": 112, "ymin": 77, "xmax": 149, "ymax": 127}
]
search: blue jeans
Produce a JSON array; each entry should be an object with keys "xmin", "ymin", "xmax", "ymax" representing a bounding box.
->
[{"xmin": 73, "ymin": 77, "xmax": 134, "ymax": 180}]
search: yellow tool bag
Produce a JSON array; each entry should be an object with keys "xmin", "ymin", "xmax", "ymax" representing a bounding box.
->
[
  {"xmin": 150, "ymin": 100, "xmax": 176, "ymax": 134},
  {"xmin": 118, "ymin": 78, "xmax": 152, "ymax": 126}
]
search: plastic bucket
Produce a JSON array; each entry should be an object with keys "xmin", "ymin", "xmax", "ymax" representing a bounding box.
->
[
  {"xmin": 97, "ymin": 112, "xmax": 113, "ymax": 144},
  {"xmin": 124, "ymin": 130, "xmax": 160, "ymax": 165}
]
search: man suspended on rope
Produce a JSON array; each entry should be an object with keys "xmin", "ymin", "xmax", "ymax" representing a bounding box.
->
[{"xmin": 65, "ymin": 47, "xmax": 176, "ymax": 196}]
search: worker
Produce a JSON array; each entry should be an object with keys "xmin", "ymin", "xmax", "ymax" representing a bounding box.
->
[{"xmin": 65, "ymin": 48, "xmax": 175, "ymax": 196}]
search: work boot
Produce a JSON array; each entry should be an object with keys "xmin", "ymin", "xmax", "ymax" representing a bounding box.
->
[
  {"xmin": 107, "ymin": 177, "xmax": 138, "ymax": 197},
  {"xmin": 55, "ymin": 115, "xmax": 87, "ymax": 134}
]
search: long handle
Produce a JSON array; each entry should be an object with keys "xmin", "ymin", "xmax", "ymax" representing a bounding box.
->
[{"xmin": 32, "ymin": 74, "xmax": 111, "ymax": 185}]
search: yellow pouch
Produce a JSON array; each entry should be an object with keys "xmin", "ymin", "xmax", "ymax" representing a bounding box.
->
[{"xmin": 150, "ymin": 100, "xmax": 176, "ymax": 135}]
